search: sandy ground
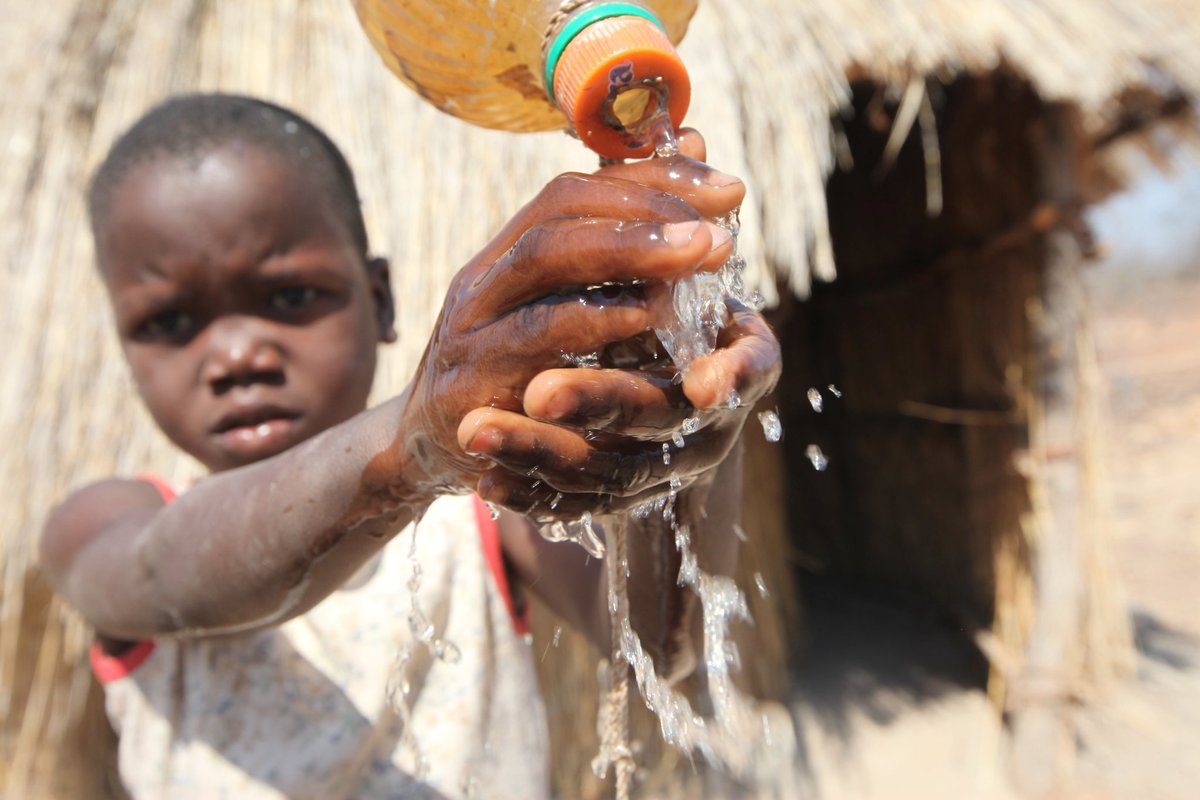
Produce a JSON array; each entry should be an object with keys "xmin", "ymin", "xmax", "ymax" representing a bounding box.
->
[
  {"xmin": 779, "ymin": 269, "xmax": 1200, "ymax": 800},
  {"xmin": 1067, "ymin": 271, "xmax": 1200, "ymax": 800}
]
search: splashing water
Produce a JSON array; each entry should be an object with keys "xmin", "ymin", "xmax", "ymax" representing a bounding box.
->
[
  {"xmin": 538, "ymin": 515, "xmax": 606, "ymax": 559},
  {"xmin": 758, "ymin": 410, "xmax": 783, "ymax": 442},
  {"xmin": 544, "ymin": 94, "xmax": 794, "ymax": 794},
  {"xmin": 562, "ymin": 351, "xmax": 601, "ymax": 368},
  {"xmin": 645, "ymin": 108, "xmax": 760, "ymax": 374},
  {"xmin": 385, "ymin": 644, "xmax": 431, "ymax": 780}
]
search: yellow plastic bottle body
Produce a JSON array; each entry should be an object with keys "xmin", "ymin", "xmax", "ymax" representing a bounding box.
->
[{"xmin": 352, "ymin": 0, "xmax": 697, "ymax": 135}]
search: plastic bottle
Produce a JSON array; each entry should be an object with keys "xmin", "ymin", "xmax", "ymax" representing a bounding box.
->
[{"xmin": 352, "ymin": 0, "xmax": 697, "ymax": 159}]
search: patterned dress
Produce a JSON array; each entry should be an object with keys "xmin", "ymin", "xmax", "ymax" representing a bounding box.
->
[{"xmin": 93, "ymin": 489, "xmax": 548, "ymax": 799}]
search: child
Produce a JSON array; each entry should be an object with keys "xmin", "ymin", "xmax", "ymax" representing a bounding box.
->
[{"xmin": 40, "ymin": 93, "xmax": 780, "ymax": 798}]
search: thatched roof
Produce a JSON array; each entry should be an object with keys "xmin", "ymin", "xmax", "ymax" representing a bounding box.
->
[
  {"xmin": 1, "ymin": 0, "xmax": 1197, "ymax": 795},
  {"xmin": 703, "ymin": 0, "xmax": 1200, "ymax": 295}
]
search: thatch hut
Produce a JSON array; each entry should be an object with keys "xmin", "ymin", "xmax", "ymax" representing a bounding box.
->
[{"xmin": 1, "ymin": 0, "xmax": 1196, "ymax": 798}]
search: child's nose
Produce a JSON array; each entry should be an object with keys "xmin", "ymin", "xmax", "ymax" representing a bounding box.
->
[{"xmin": 202, "ymin": 319, "xmax": 285, "ymax": 391}]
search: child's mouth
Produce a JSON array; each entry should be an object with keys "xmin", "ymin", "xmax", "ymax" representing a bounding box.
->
[{"xmin": 212, "ymin": 405, "xmax": 301, "ymax": 455}]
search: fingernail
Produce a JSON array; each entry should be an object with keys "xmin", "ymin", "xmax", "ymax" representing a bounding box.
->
[
  {"xmin": 706, "ymin": 222, "xmax": 733, "ymax": 251},
  {"xmin": 466, "ymin": 427, "xmax": 502, "ymax": 455},
  {"xmin": 705, "ymin": 169, "xmax": 741, "ymax": 188},
  {"xmin": 663, "ymin": 220, "xmax": 701, "ymax": 247}
]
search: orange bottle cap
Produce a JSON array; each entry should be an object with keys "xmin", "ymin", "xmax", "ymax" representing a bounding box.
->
[{"xmin": 552, "ymin": 15, "xmax": 690, "ymax": 160}]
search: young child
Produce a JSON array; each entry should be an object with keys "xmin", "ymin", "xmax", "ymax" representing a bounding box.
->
[{"xmin": 40, "ymin": 93, "xmax": 780, "ymax": 798}]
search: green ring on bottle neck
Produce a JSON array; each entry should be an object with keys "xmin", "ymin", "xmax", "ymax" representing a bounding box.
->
[{"xmin": 544, "ymin": 2, "xmax": 666, "ymax": 107}]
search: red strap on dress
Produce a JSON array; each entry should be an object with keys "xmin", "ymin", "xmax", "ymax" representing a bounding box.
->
[
  {"xmin": 473, "ymin": 495, "xmax": 530, "ymax": 637},
  {"xmin": 89, "ymin": 475, "xmax": 175, "ymax": 683},
  {"xmin": 90, "ymin": 640, "xmax": 156, "ymax": 684}
]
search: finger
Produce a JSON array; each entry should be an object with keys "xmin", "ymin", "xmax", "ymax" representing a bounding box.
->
[
  {"xmin": 470, "ymin": 216, "xmax": 729, "ymax": 312},
  {"xmin": 457, "ymin": 407, "xmax": 728, "ymax": 495},
  {"xmin": 597, "ymin": 153, "xmax": 744, "ymax": 219},
  {"xmin": 682, "ymin": 309, "xmax": 782, "ymax": 411},
  {"xmin": 523, "ymin": 367, "xmax": 689, "ymax": 434},
  {"xmin": 675, "ymin": 128, "xmax": 707, "ymax": 162},
  {"xmin": 474, "ymin": 172, "xmax": 701, "ymax": 263},
  {"xmin": 476, "ymin": 290, "xmax": 656, "ymax": 369},
  {"xmin": 477, "ymin": 468, "xmax": 690, "ymax": 520}
]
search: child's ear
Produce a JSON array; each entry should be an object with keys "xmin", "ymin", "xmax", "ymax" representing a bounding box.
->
[{"xmin": 366, "ymin": 256, "xmax": 397, "ymax": 343}]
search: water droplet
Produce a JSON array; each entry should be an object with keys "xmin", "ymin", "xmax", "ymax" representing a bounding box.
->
[
  {"xmin": 577, "ymin": 512, "xmax": 606, "ymax": 559},
  {"xmin": 806, "ymin": 444, "xmax": 829, "ymax": 471},
  {"xmin": 732, "ymin": 523, "xmax": 748, "ymax": 542},
  {"xmin": 827, "ymin": 384, "xmax": 842, "ymax": 398},
  {"xmin": 726, "ymin": 389, "xmax": 742, "ymax": 409},
  {"xmin": 549, "ymin": 492, "xmax": 562, "ymax": 510},
  {"xmin": 671, "ymin": 429, "xmax": 686, "ymax": 449},
  {"xmin": 408, "ymin": 611, "xmax": 435, "ymax": 642},
  {"xmin": 435, "ymin": 639, "xmax": 462, "ymax": 663},
  {"xmin": 678, "ymin": 551, "xmax": 698, "ymax": 586},
  {"xmin": 661, "ymin": 443, "xmax": 671, "ymax": 465},
  {"xmin": 807, "ymin": 388, "xmax": 824, "ymax": 413},
  {"xmin": 681, "ymin": 414, "xmax": 701, "ymax": 435},
  {"xmin": 758, "ymin": 410, "xmax": 782, "ymax": 442},
  {"xmin": 486, "ymin": 501, "xmax": 501, "ymax": 520},
  {"xmin": 754, "ymin": 572, "xmax": 769, "ymax": 598},
  {"xmin": 562, "ymin": 351, "xmax": 601, "ymax": 367},
  {"xmin": 552, "ymin": 625, "xmax": 563, "ymax": 647}
]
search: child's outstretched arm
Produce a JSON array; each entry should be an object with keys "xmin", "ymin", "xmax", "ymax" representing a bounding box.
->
[{"xmin": 40, "ymin": 395, "xmax": 432, "ymax": 641}]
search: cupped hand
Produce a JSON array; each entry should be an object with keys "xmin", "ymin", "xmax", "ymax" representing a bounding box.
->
[
  {"xmin": 395, "ymin": 129, "xmax": 751, "ymax": 505},
  {"xmin": 445, "ymin": 131, "xmax": 782, "ymax": 520}
]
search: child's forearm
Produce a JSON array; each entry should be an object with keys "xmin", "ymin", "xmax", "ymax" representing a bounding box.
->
[{"xmin": 55, "ymin": 394, "xmax": 430, "ymax": 640}]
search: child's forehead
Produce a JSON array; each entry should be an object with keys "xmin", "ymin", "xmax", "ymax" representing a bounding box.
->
[
  {"xmin": 103, "ymin": 145, "xmax": 338, "ymax": 239},
  {"xmin": 97, "ymin": 144, "xmax": 353, "ymax": 275},
  {"xmin": 121, "ymin": 142, "xmax": 311, "ymax": 203}
]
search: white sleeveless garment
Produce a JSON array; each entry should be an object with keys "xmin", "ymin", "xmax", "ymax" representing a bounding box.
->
[{"xmin": 92, "ymin": 490, "xmax": 549, "ymax": 800}]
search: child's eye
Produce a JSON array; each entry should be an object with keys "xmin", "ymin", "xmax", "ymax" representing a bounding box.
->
[
  {"xmin": 138, "ymin": 310, "xmax": 194, "ymax": 339},
  {"xmin": 269, "ymin": 287, "xmax": 318, "ymax": 311}
]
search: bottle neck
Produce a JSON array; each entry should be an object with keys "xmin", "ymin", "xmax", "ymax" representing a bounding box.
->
[
  {"xmin": 542, "ymin": 1, "xmax": 666, "ymax": 106},
  {"xmin": 542, "ymin": 2, "xmax": 690, "ymax": 159}
]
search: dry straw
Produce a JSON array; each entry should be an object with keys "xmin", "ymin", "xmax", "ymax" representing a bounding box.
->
[{"xmin": 2, "ymin": 0, "xmax": 1197, "ymax": 797}]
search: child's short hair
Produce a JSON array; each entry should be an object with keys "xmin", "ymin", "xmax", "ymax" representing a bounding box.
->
[{"xmin": 89, "ymin": 93, "xmax": 369, "ymax": 255}]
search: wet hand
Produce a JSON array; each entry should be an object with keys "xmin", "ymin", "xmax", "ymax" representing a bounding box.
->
[
  {"xmin": 453, "ymin": 131, "xmax": 782, "ymax": 519},
  {"xmin": 397, "ymin": 129, "xmax": 747, "ymax": 501}
]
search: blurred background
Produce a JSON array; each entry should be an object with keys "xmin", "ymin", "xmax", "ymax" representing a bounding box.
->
[{"xmin": 1, "ymin": 1, "xmax": 1197, "ymax": 798}]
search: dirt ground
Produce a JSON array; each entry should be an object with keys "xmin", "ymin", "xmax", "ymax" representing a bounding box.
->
[
  {"xmin": 1067, "ymin": 269, "xmax": 1200, "ymax": 800},
  {"xmin": 780, "ymin": 266, "xmax": 1200, "ymax": 800},
  {"xmin": 1087, "ymin": 273, "xmax": 1200, "ymax": 640}
]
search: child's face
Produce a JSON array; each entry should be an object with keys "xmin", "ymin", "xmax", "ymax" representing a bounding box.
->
[{"xmin": 95, "ymin": 143, "xmax": 394, "ymax": 473}]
